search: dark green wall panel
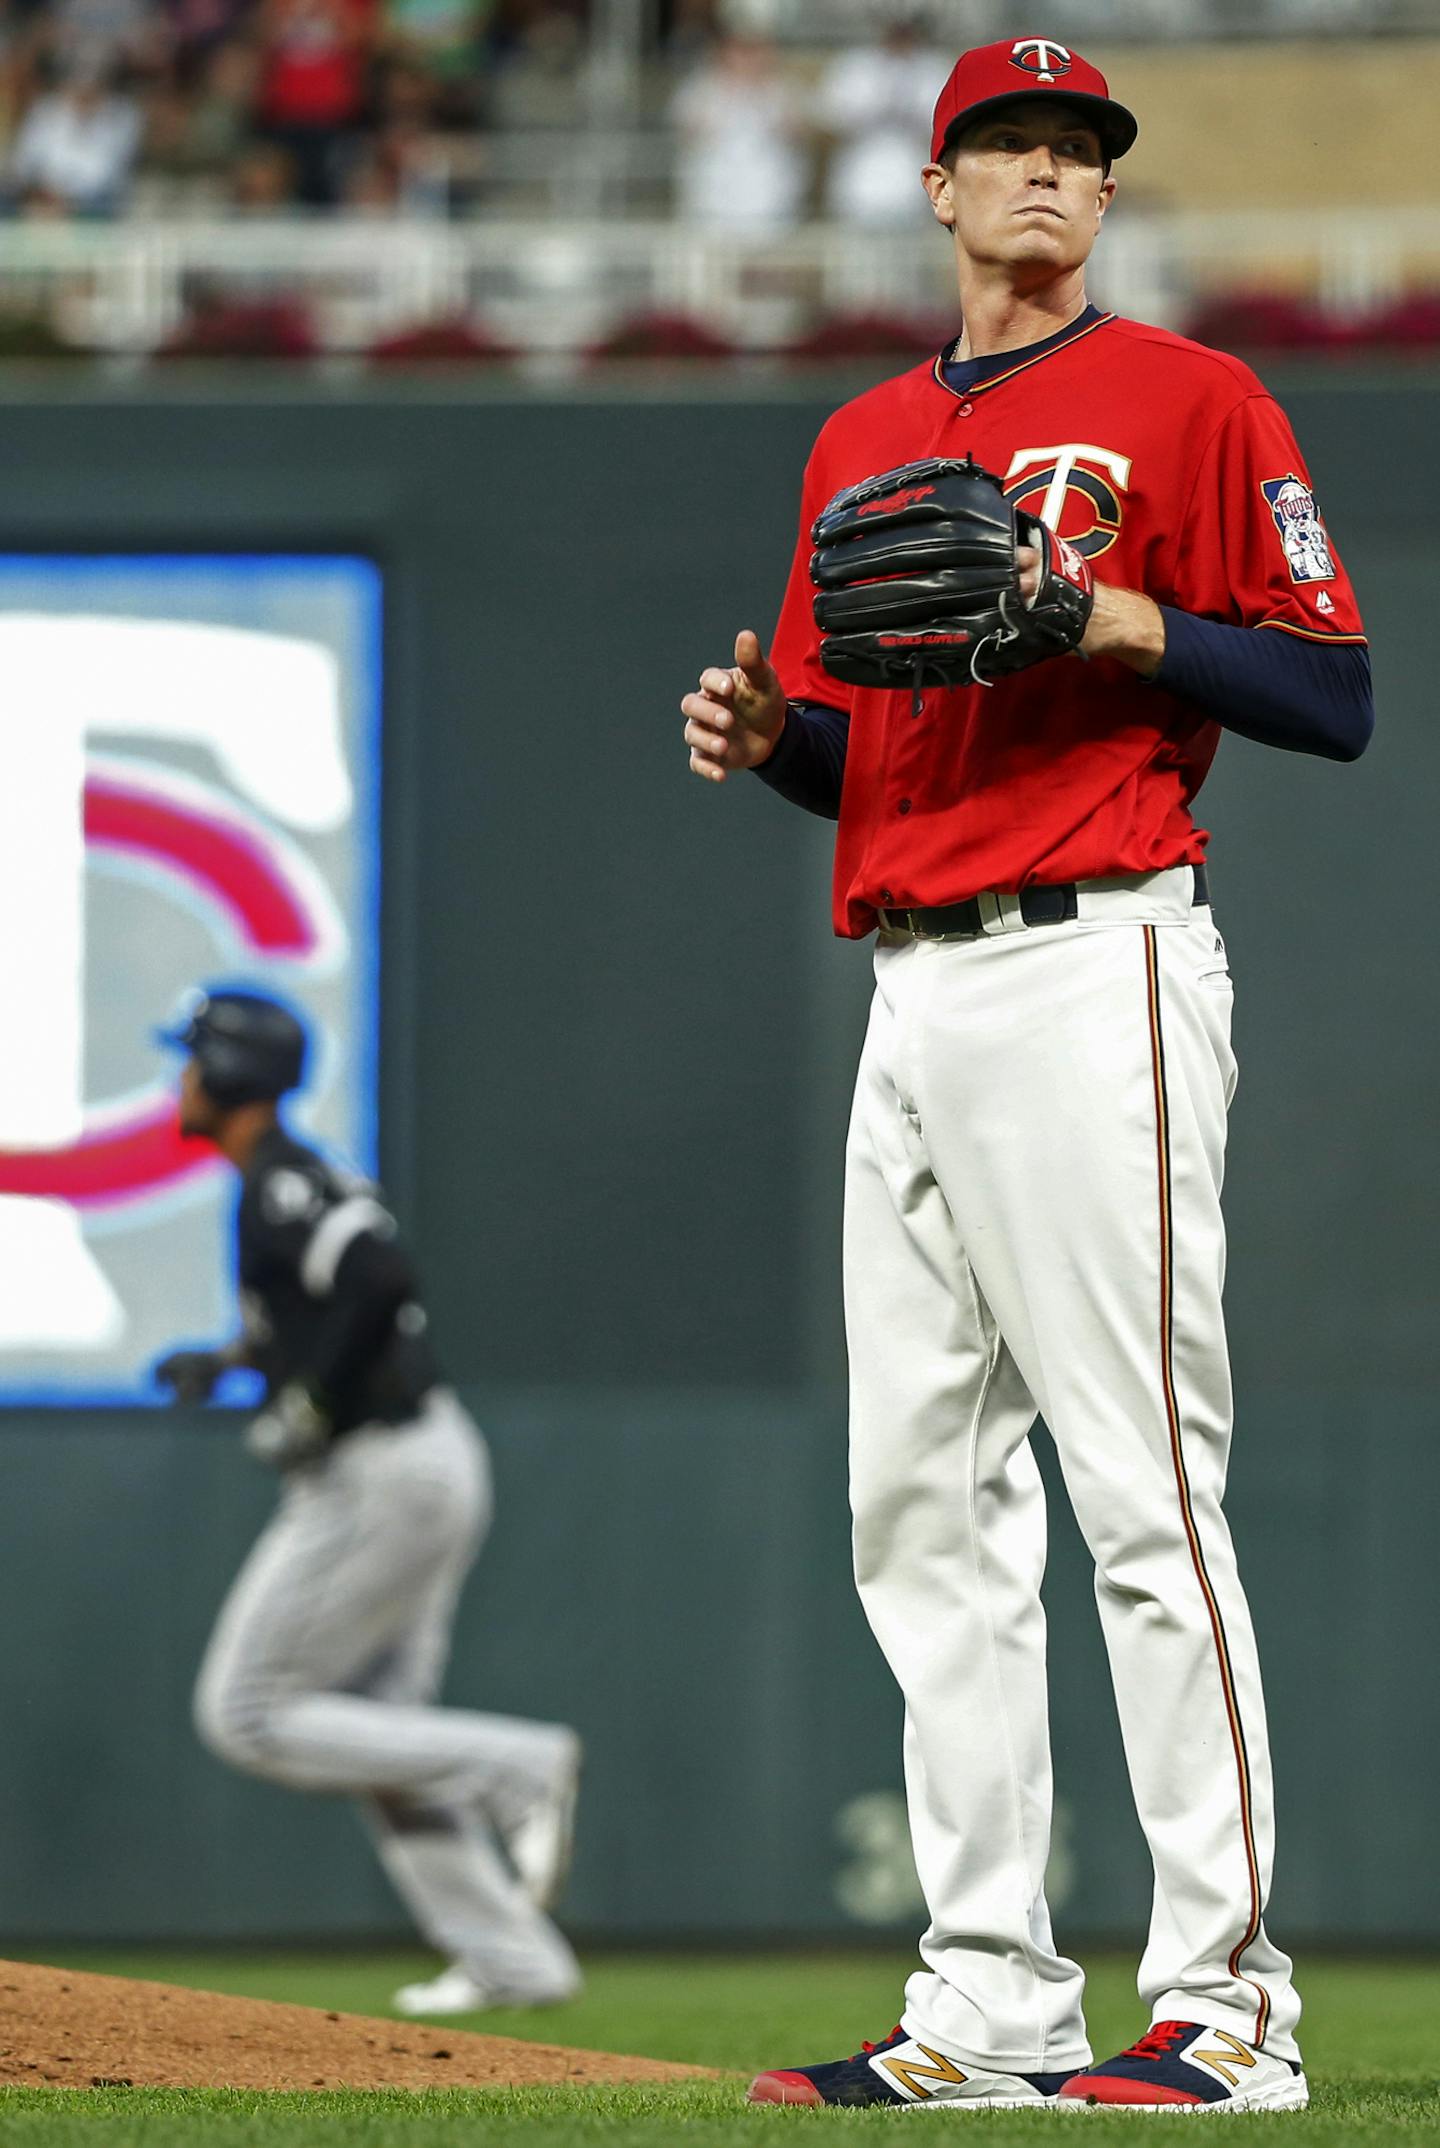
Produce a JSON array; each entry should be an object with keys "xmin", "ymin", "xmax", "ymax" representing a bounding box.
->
[{"xmin": 0, "ymin": 369, "xmax": 1434, "ymax": 1945}]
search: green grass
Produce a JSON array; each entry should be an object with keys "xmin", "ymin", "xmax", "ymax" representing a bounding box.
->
[
  {"xmin": 0, "ymin": 2075, "xmax": 1436, "ymax": 2147},
  {"xmin": 1, "ymin": 1950, "xmax": 1435, "ymax": 2145}
]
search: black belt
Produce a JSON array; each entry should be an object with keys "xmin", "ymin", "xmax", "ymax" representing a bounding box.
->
[{"xmin": 878, "ymin": 863, "xmax": 1210, "ymax": 941}]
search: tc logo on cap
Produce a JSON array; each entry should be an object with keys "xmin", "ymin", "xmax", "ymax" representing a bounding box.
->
[{"xmin": 1010, "ymin": 38, "xmax": 1072, "ymax": 83}]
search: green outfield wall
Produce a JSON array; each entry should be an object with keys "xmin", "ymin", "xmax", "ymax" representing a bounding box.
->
[{"xmin": 0, "ymin": 369, "xmax": 1434, "ymax": 1947}]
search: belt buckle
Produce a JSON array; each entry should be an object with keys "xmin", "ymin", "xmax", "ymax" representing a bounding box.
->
[
  {"xmin": 881, "ymin": 907, "xmax": 926, "ymax": 938},
  {"xmin": 914, "ymin": 909, "xmax": 959, "ymax": 941}
]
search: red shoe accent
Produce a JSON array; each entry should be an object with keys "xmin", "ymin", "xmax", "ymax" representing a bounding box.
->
[
  {"xmin": 747, "ymin": 2071, "xmax": 824, "ymax": 2106},
  {"xmin": 1060, "ymin": 2078, "xmax": 1204, "ymax": 2107},
  {"xmin": 1127, "ymin": 2021, "xmax": 1191, "ymax": 2062}
]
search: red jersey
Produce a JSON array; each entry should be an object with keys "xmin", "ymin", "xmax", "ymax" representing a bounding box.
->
[
  {"xmin": 768, "ymin": 310, "xmax": 1366, "ymax": 939},
  {"xmin": 258, "ymin": 0, "xmax": 374, "ymax": 128}
]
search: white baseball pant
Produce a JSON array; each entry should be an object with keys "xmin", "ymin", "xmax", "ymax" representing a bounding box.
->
[
  {"xmin": 844, "ymin": 867, "xmax": 1299, "ymax": 2075},
  {"xmin": 194, "ymin": 1387, "xmax": 578, "ymax": 1995}
]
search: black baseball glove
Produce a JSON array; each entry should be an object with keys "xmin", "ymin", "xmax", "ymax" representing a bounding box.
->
[{"xmin": 810, "ymin": 454, "xmax": 1094, "ymax": 691}]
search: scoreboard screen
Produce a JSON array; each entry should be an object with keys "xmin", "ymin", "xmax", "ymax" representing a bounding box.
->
[{"xmin": 0, "ymin": 555, "xmax": 382, "ymax": 1405}]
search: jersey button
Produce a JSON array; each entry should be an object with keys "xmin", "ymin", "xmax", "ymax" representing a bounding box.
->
[
  {"xmin": 880, "ymin": 887, "xmax": 893, "ymax": 903},
  {"xmin": 897, "ymin": 799, "xmax": 912, "ymax": 815},
  {"xmin": 958, "ymin": 402, "xmax": 974, "ymax": 418}
]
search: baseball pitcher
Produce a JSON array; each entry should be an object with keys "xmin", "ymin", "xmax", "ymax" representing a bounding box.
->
[
  {"xmin": 153, "ymin": 988, "xmax": 581, "ymax": 2017},
  {"xmin": 682, "ymin": 36, "xmax": 1372, "ymax": 2115}
]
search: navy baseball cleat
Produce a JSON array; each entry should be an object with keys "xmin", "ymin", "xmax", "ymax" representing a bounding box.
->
[
  {"xmin": 1058, "ymin": 2021, "xmax": 1309, "ymax": 2111},
  {"xmin": 748, "ymin": 2026, "xmax": 1073, "ymax": 2108}
]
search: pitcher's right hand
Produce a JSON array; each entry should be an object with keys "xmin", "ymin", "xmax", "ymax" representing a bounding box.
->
[{"xmin": 682, "ymin": 630, "xmax": 787, "ymax": 784}]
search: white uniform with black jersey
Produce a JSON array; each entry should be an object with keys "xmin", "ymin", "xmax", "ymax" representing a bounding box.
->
[{"xmin": 193, "ymin": 1129, "xmax": 580, "ymax": 2003}]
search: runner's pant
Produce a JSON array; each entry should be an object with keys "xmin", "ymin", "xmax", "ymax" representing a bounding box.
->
[{"xmin": 194, "ymin": 1388, "xmax": 578, "ymax": 1993}]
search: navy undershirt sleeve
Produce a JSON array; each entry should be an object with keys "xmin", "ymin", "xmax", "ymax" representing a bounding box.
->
[
  {"xmin": 752, "ymin": 701, "xmax": 850, "ymax": 819},
  {"xmin": 1156, "ymin": 608, "xmax": 1373, "ymax": 762},
  {"xmin": 751, "ymin": 616, "xmax": 1370, "ymax": 818}
]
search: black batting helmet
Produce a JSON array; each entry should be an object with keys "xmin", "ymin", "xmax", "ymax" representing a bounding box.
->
[{"xmin": 156, "ymin": 988, "xmax": 309, "ymax": 1106}]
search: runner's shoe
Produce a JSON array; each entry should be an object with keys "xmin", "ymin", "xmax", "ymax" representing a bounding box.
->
[
  {"xmin": 391, "ymin": 1962, "xmax": 580, "ymax": 2016},
  {"xmin": 499, "ymin": 1739, "xmax": 581, "ymax": 1910}
]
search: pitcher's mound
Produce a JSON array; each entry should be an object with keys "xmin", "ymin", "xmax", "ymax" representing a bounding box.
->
[{"xmin": 0, "ymin": 1959, "xmax": 715, "ymax": 2091}]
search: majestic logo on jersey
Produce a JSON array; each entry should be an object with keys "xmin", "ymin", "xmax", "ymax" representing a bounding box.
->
[
  {"xmin": 1010, "ymin": 39, "xmax": 1072, "ymax": 83},
  {"xmin": 1003, "ymin": 444, "xmax": 1132, "ymax": 558},
  {"xmin": 859, "ymin": 483, "xmax": 936, "ymax": 518},
  {"xmin": 1261, "ymin": 475, "xmax": 1336, "ymax": 584}
]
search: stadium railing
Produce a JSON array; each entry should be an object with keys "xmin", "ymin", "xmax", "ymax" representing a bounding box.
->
[{"xmin": 0, "ymin": 206, "xmax": 1436, "ymax": 360}]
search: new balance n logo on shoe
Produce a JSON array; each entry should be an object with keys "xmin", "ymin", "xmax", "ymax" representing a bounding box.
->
[
  {"xmin": 1188, "ymin": 2029, "xmax": 1259, "ymax": 2087},
  {"xmin": 877, "ymin": 2042, "xmax": 969, "ymax": 2100}
]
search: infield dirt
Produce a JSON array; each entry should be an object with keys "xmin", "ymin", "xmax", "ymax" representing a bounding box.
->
[{"xmin": 0, "ymin": 1960, "xmax": 716, "ymax": 2090}]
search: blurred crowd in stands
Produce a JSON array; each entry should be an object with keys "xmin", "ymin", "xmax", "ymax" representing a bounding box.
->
[
  {"xmin": 0, "ymin": 0, "xmax": 1432, "ymax": 359},
  {"xmin": 0, "ymin": 0, "xmax": 591, "ymax": 216},
  {"xmin": 672, "ymin": 17, "xmax": 943, "ymax": 232},
  {"xmin": 0, "ymin": 0, "xmax": 1416, "ymax": 221}
]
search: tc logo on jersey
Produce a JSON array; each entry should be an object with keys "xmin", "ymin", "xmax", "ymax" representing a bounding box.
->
[
  {"xmin": 1010, "ymin": 39, "xmax": 1072, "ymax": 82},
  {"xmin": 1004, "ymin": 445, "xmax": 1132, "ymax": 558},
  {"xmin": 1261, "ymin": 475, "xmax": 1336, "ymax": 584}
]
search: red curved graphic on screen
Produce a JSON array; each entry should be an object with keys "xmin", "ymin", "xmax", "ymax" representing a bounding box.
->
[
  {"xmin": 0, "ymin": 1097, "xmax": 216, "ymax": 1203},
  {"xmin": 84, "ymin": 775, "xmax": 316, "ymax": 956},
  {"xmin": 0, "ymin": 765, "xmax": 321, "ymax": 1208}
]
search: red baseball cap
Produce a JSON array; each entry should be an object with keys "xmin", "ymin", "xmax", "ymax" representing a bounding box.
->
[{"xmin": 930, "ymin": 37, "xmax": 1138, "ymax": 166}]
